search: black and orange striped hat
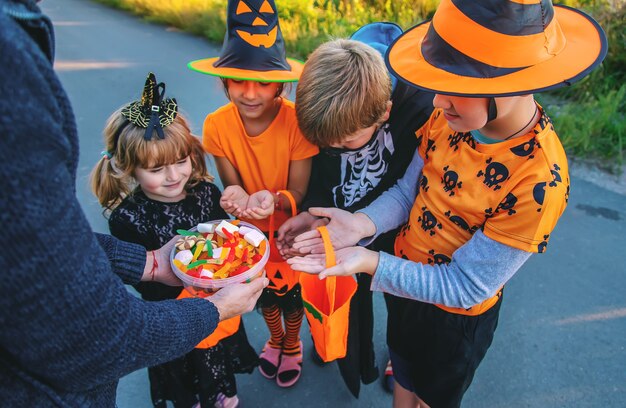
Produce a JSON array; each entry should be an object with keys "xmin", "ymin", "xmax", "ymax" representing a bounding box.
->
[
  {"xmin": 188, "ymin": 0, "xmax": 303, "ymax": 82},
  {"xmin": 386, "ymin": 0, "xmax": 608, "ymax": 97}
]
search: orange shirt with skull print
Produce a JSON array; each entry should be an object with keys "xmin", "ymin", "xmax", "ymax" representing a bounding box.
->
[{"xmin": 395, "ymin": 106, "xmax": 569, "ymax": 315}]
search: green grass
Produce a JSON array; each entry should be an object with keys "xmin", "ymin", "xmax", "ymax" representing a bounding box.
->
[
  {"xmin": 543, "ymin": 85, "xmax": 625, "ymax": 172},
  {"xmin": 95, "ymin": 0, "xmax": 625, "ymax": 168},
  {"xmin": 95, "ymin": 0, "xmax": 439, "ymax": 58},
  {"xmin": 544, "ymin": 0, "xmax": 625, "ymax": 169}
]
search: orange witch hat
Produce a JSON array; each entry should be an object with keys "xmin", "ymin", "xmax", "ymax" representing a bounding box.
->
[
  {"xmin": 188, "ymin": 0, "xmax": 303, "ymax": 82},
  {"xmin": 386, "ymin": 0, "xmax": 608, "ymax": 97}
]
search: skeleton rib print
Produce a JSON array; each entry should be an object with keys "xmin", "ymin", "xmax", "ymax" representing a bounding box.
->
[{"xmin": 332, "ymin": 124, "xmax": 395, "ymax": 207}]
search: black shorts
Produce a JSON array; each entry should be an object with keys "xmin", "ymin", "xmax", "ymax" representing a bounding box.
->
[{"xmin": 384, "ymin": 292, "xmax": 503, "ymax": 408}]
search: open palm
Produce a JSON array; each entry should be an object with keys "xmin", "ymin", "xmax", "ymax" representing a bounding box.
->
[
  {"xmin": 240, "ymin": 190, "xmax": 275, "ymax": 220},
  {"xmin": 220, "ymin": 185, "xmax": 250, "ymax": 217}
]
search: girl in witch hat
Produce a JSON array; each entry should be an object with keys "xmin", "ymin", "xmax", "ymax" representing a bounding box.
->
[
  {"xmin": 188, "ymin": 0, "xmax": 318, "ymax": 388},
  {"xmin": 91, "ymin": 72, "xmax": 259, "ymax": 408},
  {"xmin": 287, "ymin": 0, "xmax": 608, "ymax": 406}
]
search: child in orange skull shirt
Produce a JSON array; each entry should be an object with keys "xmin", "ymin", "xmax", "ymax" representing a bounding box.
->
[{"xmin": 287, "ymin": 0, "xmax": 607, "ymax": 406}]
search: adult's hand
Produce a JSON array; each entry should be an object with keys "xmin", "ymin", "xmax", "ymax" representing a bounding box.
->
[
  {"xmin": 287, "ymin": 247, "xmax": 379, "ymax": 279},
  {"xmin": 142, "ymin": 236, "xmax": 183, "ymax": 286},
  {"xmin": 276, "ymin": 211, "xmax": 328, "ymax": 258},
  {"xmin": 291, "ymin": 207, "xmax": 377, "ymax": 255},
  {"xmin": 209, "ymin": 277, "xmax": 268, "ymax": 321}
]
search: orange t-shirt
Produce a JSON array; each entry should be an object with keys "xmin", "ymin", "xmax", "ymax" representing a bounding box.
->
[
  {"xmin": 203, "ymin": 99, "xmax": 318, "ymax": 231},
  {"xmin": 395, "ymin": 106, "xmax": 569, "ymax": 314}
]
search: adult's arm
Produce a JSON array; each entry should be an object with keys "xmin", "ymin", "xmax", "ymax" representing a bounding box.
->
[
  {"xmin": 0, "ymin": 14, "xmax": 219, "ymax": 393},
  {"xmin": 94, "ymin": 232, "xmax": 146, "ymax": 284}
]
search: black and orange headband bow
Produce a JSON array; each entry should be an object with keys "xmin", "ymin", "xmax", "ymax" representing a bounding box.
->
[
  {"xmin": 109, "ymin": 73, "xmax": 178, "ymax": 155},
  {"xmin": 119, "ymin": 72, "xmax": 178, "ymax": 140}
]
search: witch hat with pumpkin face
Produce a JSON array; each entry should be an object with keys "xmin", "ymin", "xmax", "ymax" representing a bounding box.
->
[
  {"xmin": 188, "ymin": 0, "xmax": 302, "ymax": 82},
  {"xmin": 386, "ymin": 0, "xmax": 608, "ymax": 97}
]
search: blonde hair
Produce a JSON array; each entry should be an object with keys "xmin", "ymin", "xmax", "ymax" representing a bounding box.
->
[
  {"xmin": 296, "ymin": 39, "xmax": 392, "ymax": 147},
  {"xmin": 90, "ymin": 108, "xmax": 212, "ymax": 212}
]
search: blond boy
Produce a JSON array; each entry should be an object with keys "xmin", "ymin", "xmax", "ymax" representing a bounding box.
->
[{"xmin": 278, "ymin": 24, "xmax": 434, "ymax": 396}]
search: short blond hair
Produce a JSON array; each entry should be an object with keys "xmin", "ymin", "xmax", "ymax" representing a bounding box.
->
[{"xmin": 296, "ymin": 39, "xmax": 391, "ymax": 147}]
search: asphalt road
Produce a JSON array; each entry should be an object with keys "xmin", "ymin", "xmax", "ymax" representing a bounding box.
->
[{"xmin": 42, "ymin": 0, "xmax": 626, "ymax": 406}]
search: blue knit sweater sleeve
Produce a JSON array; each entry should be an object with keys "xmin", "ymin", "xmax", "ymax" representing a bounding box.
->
[
  {"xmin": 94, "ymin": 233, "xmax": 145, "ymax": 284},
  {"xmin": 0, "ymin": 6, "xmax": 220, "ymax": 401}
]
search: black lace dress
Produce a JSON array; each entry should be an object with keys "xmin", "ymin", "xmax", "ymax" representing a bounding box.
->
[{"xmin": 109, "ymin": 181, "xmax": 259, "ymax": 408}]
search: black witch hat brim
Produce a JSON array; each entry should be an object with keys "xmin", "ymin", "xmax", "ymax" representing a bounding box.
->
[
  {"xmin": 386, "ymin": 2, "xmax": 607, "ymax": 97},
  {"xmin": 188, "ymin": 57, "xmax": 304, "ymax": 82}
]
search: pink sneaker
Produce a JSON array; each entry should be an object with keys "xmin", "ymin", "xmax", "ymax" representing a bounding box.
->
[
  {"xmin": 276, "ymin": 341, "xmax": 303, "ymax": 387},
  {"xmin": 258, "ymin": 341, "xmax": 282, "ymax": 379},
  {"xmin": 215, "ymin": 393, "xmax": 239, "ymax": 408}
]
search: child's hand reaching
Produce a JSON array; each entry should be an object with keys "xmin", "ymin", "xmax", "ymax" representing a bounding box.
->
[
  {"xmin": 220, "ymin": 185, "xmax": 250, "ymax": 217},
  {"xmin": 220, "ymin": 187, "xmax": 275, "ymax": 220},
  {"xmin": 291, "ymin": 207, "xmax": 376, "ymax": 255},
  {"xmin": 287, "ymin": 246, "xmax": 380, "ymax": 279},
  {"xmin": 240, "ymin": 190, "xmax": 275, "ymax": 220},
  {"xmin": 276, "ymin": 212, "xmax": 328, "ymax": 259}
]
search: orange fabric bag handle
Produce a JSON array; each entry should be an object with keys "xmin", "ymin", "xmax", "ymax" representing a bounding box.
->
[
  {"xmin": 317, "ymin": 225, "xmax": 336, "ymax": 266},
  {"xmin": 317, "ymin": 225, "xmax": 337, "ymax": 312},
  {"xmin": 268, "ymin": 189, "xmax": 297, "ymax": 246}
]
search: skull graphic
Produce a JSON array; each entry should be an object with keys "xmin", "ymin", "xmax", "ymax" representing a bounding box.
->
[
  {"xmin": 477, "ymin": 158, "xmax": 509, "ymax": 191},
  {"xmin": 418, "ymin": 206, "xmax": 442, "ymax": 236},
  {"xmin": 441, "ymin": 166, "xmax": 462, "ymax": 196}
]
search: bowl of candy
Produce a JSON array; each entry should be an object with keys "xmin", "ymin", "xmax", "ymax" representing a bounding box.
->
[{"xmin": 170, "ymin": 219, "xmax": 269, "ymax": 296}]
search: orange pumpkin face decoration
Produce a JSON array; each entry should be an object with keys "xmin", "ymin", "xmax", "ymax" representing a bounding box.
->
[
  {"xmin": 211, "ymin": 0, "xmax": 290, "ymax": 72},
  {"xmin": 265, "ymin": 261, "xmax": 300, "ymax": 295},
  {"xmin": 187, "ymin": 0, "xmax": 303, "ymax": 82},
  {"xmin": 234, "ymin": 0, "xmax": 278, "ymax": 48}
]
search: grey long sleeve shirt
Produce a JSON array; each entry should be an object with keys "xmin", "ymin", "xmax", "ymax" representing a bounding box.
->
[{"xmin": 358, "ymin": 150, "xmax": 532, "ymax": 308}]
